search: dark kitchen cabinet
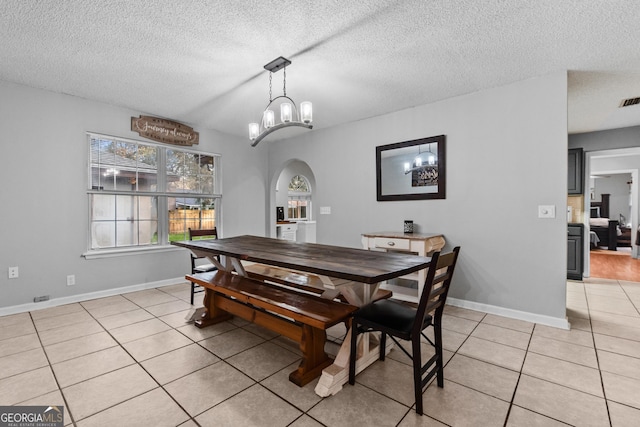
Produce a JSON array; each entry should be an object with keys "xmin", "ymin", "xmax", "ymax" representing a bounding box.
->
[
  {"xmin": 567, "ymin": 224, "xmax": 583, "ymax": 280},
  {"xmin": 568, "ymin": 148, "xmax": 583, "ymax": 195}
]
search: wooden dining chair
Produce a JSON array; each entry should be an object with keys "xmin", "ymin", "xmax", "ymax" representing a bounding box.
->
[
  {"xmin": 348, "ymin": 246, "xmax": 461, "ymax": 415},
  {"xmin": 188, "ymin": 227, "xmax": 218, "ymax": 304}
]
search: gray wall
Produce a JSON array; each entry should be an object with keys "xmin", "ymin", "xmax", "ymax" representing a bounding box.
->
[
  {"xmin": 0, "ymin": 71, "xmax": 570, "ymax": 325},
  {"xmin": 569, "ymin": 125, "xmax": 640, "ymax": 151},
  {"xmin": 268, "ymin": 71, "xmax": 569, "ymax": 323},
  {"xmin": 0, "ymin": 80, "xmax": 267, "ymax": 309}
]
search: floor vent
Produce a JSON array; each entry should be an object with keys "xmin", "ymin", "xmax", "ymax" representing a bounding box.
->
[{"xmin": 619, "ymin": 97, "xmax": 640, "ymax": 107}]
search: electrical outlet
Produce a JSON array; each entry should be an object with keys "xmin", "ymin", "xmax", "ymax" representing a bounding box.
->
[
  {"xmin": 8, "ymin": 266, "xmax": 19, "ymax": 279},
  {"xmin": 66, "ymin": 275, "xmax": 76, "ymax": 286}
]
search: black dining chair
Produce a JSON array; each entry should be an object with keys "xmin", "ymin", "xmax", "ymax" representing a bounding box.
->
[
  {"xmin": 348, "ymin": 246, "xmax": 460, "ymax": 415},
  {"xmin": 188, "ymin": 227, "xmax": 218, "ymax": 305}
]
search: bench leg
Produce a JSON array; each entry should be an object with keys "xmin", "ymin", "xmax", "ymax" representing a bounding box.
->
[
  {"xmin": 289, "ymin": 325, "xmax": 333, "ymax": 387},
  {"xmin": 195, "ymin": 289, "xmax": 233, "ymax": 328}
]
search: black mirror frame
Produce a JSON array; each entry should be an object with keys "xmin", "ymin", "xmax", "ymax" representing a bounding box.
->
[{"xmin": 376, "ymin": 135, "xmax": 446, "ymax": 201}]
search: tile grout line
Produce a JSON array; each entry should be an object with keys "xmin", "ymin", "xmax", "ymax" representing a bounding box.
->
[
  {"xmin": 166, "ymin": 310, "xmax": 312, "ymax": 423},
  {"xmin": 28, "ymin": 309, "xmax": 78, "ymax": 427},
  {"xmin": 356, "ymin": 310, "xmax": 489, "ymax": 425},
  {"xmin": 340, "ymin": 312, "xmax": 477, "ymax": 424},
  {"xmin": 583, "ymin": 279, "xmax": 613, "ymax": 427},
  {"xmin": 7, "ymin": 281, "xmax": 639, "ymax": 426},
  {"xmin": 257, "ymin": 333, "xmax": 337, "ymax": 426},
  {"xmin": 155, "ymin": 294, "xmax": 266, "ymax": 423},
  {"xmin": 618, "ymin": 281, "xmax": 640, "ymax": 317},
  {"xmin": 501, "ymin": 320, "xmax": 534, "ymax": 427},
  {"xmin": 42, "ymin": 292, "xmax": 198, "ymax": 426},
  {"xmin": 88, "ymin": 290, "xmax": 210, "ymax": 426},
  {"xmin": 503, "ymin": 281, "xmax": 601, "ymax": 426},
  {"xmin": 351, "ymin": 310, "xmax": 579, "ymax": 425},
  {"xmin": 137, "ymin": 316, "xmax": 287, "ymax": 424}
]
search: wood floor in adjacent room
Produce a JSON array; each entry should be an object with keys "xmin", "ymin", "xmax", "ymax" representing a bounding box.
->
[{"xmin": 589, "ymin": 248, "xmax": 640, "ymax": 281}]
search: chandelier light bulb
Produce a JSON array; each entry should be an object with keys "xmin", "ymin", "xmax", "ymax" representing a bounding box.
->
[
  {"xmin": 404, "ymin": 162, "xmax": 411, "ymax": 173},
  {"xmin": 281, "ymin": 102, "xmax": 292, "ymax": 123},
  {"xmin": 300, "ymin": 101, "xmax": 313, "ymax": 124},
  {"xmin": 263, "ymin": 109, "xmax": 275, "ymax": 128},
  {"xmin": 248, "ymin": 123, "xmax": 260, "ymax": 140},
  {"xmin": 414, "ymin": 156, "xmax": 422, "ymax": 167},
  {"xmin": 428, "ymin": 153, "xmax": 435, "ymax": 165}
]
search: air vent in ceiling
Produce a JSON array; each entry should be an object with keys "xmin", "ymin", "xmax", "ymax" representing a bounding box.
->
[{"xmin": 619, "ymin": 97, "xmax": 640, "ymax": 107}]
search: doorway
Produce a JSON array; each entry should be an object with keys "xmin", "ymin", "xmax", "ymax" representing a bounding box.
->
[{"xmin": 585, "ymin": 148, "xmax": 640, "ymax": 280}]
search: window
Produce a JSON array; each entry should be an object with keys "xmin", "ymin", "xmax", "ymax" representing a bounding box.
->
[
  {"xmin": 288, "ymin": 199, "xmax": 309, "ymax": 220},
  {"xmin": 287, "ymin": 175, "xmax": 311, "ymax": 220},
  {"xmin": 88, "ymin": 133, "xmax": 220, "ymax": 252},
  {"xmin": 288, "ymin": 175, "xmax": 309, "ymax": 192}
]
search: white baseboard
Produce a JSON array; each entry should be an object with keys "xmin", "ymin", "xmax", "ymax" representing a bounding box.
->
[
  {"xmin": 0, "ymin": 277, "xmax": 186, "ymax": 317},
  {"xmin": 1, "ymin": 279, "xmax": 570, "ymax": 331},
  {"xmin": 447, "ymin": 297, "xmax": 570, "ymax": 330}
]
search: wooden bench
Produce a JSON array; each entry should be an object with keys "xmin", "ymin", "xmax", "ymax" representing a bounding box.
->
[{"xmin": 186, "ymin": 270, "xmax": 358, "ymax": 386}]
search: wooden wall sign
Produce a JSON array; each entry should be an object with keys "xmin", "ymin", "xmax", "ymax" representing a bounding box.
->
[{"xmin": 131, "ymin": 115, "xmax": 199, "ymax": 146}]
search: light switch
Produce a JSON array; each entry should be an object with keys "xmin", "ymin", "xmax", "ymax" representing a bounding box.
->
[
  {"xmin": 320, "ymin": 206, "xmax": 331, "ymax": 215},
  {"xmin": 538, "ymin": 205, "xmax": 556, "ymax": 218}
]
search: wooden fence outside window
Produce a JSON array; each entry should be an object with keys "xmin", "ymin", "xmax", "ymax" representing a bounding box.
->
[{"xmin": 169, "ymin": 209, "xmax": 215, "ymax": 234}]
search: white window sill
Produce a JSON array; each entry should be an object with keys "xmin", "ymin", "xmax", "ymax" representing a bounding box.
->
[{"xmin": 83, "ymin": 245, "xmax": 185, "ymax": 260}]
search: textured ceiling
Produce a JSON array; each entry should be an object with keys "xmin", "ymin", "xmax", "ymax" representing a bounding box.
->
[{"xmin": 2, "ymin": 0, "xmax": 640, "ymax": 141}]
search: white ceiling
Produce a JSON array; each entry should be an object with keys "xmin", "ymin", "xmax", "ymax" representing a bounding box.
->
[{"xmin": 3, "ymin": 1, "xmax": 640, "ymax": 141}]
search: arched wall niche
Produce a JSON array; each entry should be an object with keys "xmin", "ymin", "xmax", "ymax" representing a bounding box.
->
[{"xmin": 268, "ymin": 159, "xmax": 316, "ymax": 238}]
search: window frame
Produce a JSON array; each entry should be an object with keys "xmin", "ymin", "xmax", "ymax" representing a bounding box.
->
[
  {"xmin": 287, "ymin": 174, "xmax": 312, "ymax": 221},
  {"xmin": 287, "ymin": 199, "xmax": 310, "ymax": 220},
  {"xmin": 84, "ymin": 132, "xmax": 221, "ymax": 257}
]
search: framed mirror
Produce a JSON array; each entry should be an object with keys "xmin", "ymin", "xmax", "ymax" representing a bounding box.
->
[{"xmin": 376, "ymin": 135, "xmax": 446, "ymax": 201}]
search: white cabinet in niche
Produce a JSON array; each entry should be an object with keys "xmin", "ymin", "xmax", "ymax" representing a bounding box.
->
[{"xmin": 276, "ymin": 222, "xmax": 298, "ymax": 241}]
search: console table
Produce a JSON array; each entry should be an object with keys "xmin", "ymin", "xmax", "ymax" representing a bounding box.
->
[{"xmin": 361, "ymin": 231, "xmax": 445, "ymax": 303}]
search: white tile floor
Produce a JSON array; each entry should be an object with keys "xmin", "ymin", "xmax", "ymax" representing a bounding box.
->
[{"xmin": 1, "ymin": 278, "xmax": 639, "ymax": 426}]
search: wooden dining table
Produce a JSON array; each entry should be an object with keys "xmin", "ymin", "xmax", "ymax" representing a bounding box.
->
[{"xmin": 172, "ymin": 234, "xmax": 432, "ymax": 396}]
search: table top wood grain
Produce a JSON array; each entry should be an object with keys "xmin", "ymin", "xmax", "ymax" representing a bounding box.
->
[{"xmin": 172, "ymin": 235, "xmax": 431, "ymax": 284}]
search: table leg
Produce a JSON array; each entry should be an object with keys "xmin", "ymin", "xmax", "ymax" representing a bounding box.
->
[
  {"xmin": 190, "ymin": 248, "xmax": 227, "ymax": 272},
  {"xmin": 314, "ymin": 282, "xmax": 392, "ymax": 397}
]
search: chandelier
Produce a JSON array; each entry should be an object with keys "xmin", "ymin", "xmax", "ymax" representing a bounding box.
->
[
  {"xmin": 404, "ymin": 144, "xmax": 436, "ymax": 174},
  {"xmin": 248, "ymin": 57, "xmax": 312, "ymax": 147}
]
